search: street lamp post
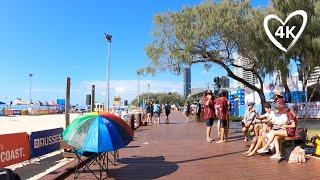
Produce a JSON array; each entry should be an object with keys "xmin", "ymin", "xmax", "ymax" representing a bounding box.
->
[
  {"xmin": 137, "ymin": 72, "xmax": 140, "ymax": 107},
  {"xmin": 104, "ymin": 33, "xmax": 112, "ymax": 112},
  {"xmin": 29, "ymin": 73, "xmax": 33, "ymax": 108},
  {"xmin": 147, "ymin": 83, "xmax": 150, "ymax": 102}
]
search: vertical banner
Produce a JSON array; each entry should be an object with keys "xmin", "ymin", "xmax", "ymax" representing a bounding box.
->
[
  {"xmin": 0, "ymin": 133, "xmax": 30, "ymax": 167},
  {"xmin": 237, "ymin": 89, "xmax": 245, "ymax": 105},
  {"xmin": 29, "ymin": 128, "xmax": 63, "ymax": 158}
]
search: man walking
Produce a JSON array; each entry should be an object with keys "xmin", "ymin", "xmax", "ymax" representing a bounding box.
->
[
  {"xmin": 164, "ymin": 102, "xmax": 171, "ymax": 124},
  {"xmin": 195, "ymin": 100, "xmax": 202, "ymax": 122}
]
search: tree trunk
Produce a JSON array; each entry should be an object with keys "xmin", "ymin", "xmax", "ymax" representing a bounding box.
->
[
  {"xmin": 282, "ymin": 77, "xmax": 292, "ymax": 103},
  {"xmin": 214, "ymin": 60, "xmax": 267, "ymax": 113}
]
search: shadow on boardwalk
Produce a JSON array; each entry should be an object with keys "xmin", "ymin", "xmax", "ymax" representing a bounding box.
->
[{"xmin": 108, "ymin": 156, "xmax": 178, "ymax": 179}]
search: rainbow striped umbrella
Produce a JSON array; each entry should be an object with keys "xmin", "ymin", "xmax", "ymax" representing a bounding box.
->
[{"xmin": 63, "ymin": 112, "xmax": 133, "ymax": 153}]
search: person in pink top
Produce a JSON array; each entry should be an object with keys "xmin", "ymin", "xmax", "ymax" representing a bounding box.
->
[
  {"xmin": 202, "ymin": 90, "xmax": 216, "ymax": 143},
  {"xmin": 258, "ymin": 104, "xmax": 297, "ymax": 159}
]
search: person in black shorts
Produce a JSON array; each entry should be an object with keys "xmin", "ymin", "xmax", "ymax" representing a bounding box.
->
[
  {"xmin": 164, "ymin": 102, "xmax": 171, "ymax": 124},
  {"xmin": 146, "ymin": 100, "xmax": 153, "ymax": 125}
]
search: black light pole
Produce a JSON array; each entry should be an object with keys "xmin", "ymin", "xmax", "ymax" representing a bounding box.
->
[
  {"xmin": 29, "ymin": 73, "xmax": 33, "ymax": 108},
  {"xmin": 104, "ymin": 33, "xmax": 112, "ymax": 112}
]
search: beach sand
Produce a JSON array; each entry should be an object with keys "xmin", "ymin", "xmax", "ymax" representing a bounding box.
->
[{"xmin": 0, "ymin": 113, "xmax": 80, "ymax": 135}]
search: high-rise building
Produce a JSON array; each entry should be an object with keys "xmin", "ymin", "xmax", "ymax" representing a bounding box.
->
[
  {"xmin": 233, "ymin": 54, "xmax": 256, "ymax": 88},
  {"xmin": 308, "ymin": 66, "xmax": 320, "ymax": 86},
  {"xmin": 183, "ymin": 67, "xmax": 191, "ymax": 98}
]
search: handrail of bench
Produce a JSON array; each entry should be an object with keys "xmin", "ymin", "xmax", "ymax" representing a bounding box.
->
[{"xmin": 283, "ymin": 136, "xmax": 301, "ymax": 141}]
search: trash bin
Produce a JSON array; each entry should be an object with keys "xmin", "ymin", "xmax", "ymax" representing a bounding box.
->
[
  {"xmin": 315, "ymin": 137, "xmax": 320, "ymax": 157},
  {"xmin": 311, "ymin": 135, "xmax": 320, "ymax": 157}
]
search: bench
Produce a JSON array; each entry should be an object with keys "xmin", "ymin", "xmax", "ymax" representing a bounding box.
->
[{"xmin": 280, "ymin": 136, "xmax": 303, "ymax": 154}]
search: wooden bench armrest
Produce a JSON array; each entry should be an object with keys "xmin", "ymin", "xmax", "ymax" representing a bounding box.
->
[{"xmin": 283, "ymin": 136, "xmax": 301, "ymax": 141}]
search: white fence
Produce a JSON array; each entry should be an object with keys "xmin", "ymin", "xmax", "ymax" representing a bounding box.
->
[{"xmin": 287, "ymin": 102, "xmax": 320, "ymax": 119}]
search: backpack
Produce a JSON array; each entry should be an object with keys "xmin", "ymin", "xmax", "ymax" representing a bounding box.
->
[
  {"xmin": 153, "ymin": 104, "xmax": 160, "ymax": 113},
  {"xmin": 296, "ymin": 128, "xmax": 308, "ymax": 142},
  {"xmin": 0, "ymin": 168, "xmax": 21, "ymax": 180},
  {"xmin": 288, "ymin": 146, "xmax": 306, "ymax": 164},
  {"xmin": 165, "ymin": 104, "xmax": 171, "ymax": 112}
]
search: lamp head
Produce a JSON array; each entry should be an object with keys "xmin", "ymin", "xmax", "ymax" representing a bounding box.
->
[{"xmin": 104, "ymin": 33, "xmax": 112, "ymax": 42}]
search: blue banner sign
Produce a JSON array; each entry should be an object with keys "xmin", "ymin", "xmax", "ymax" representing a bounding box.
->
[
  {"xmin": 12, "ymin": 110, "xmax": 21, "ymax": 115},
  {"xmin": 237, "ymin": 89, "xmax": 245, "ymax": 105},
  {"xmin": 29, "ymin": 128, "xmax": 63, "ymax": 158}
]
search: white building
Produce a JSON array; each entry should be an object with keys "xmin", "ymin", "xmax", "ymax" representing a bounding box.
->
[
  {"xmin": 307, "ymin": 66, "xmax": 320, "ymax": 86},
  {"xmin": 233, "ymin": 53, "xmax": 256, "ymax": 88}
]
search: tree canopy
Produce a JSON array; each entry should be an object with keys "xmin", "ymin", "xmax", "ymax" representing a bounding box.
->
[
  {"xmin": 144, "ymin": 0, "xmax": 320, "ymax": 111},
  {"xmin": 131, "ymin": 92, "xmax": 184, "ymax": 106}
]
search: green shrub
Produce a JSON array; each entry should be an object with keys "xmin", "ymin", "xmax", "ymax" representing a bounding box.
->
[{"xmin": 229, "ymin": 116, "xmax": 243, "ymax": 122}]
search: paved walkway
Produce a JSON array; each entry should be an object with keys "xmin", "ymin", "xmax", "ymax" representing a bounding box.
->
[{"xmin": 46, "ymin": 110, "xmax": 320, "ymax": 180}]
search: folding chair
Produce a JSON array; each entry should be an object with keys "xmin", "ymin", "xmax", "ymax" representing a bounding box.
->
[
  {"xmin": 74, "ymin": 150, "xmax": 108, "ymax": 180},
  {"xmin": 107, "ymin": 150, "xmax": 119, "ymax": 166}
]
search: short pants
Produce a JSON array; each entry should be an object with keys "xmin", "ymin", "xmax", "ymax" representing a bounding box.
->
[
  {"xmin": 219, "ymin": 119, "xmax": 228, "ymax": 128},
  {"xmin": 205, "ymin": 118, "xmax": 214, "ymax": 127}
]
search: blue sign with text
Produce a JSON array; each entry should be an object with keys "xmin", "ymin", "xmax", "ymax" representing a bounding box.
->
[{"xmin": 29, "ymin": 128, "xmax": 63, "ymax": 158}]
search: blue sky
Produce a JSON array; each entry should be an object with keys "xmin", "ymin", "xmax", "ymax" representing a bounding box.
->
[{"xmin": 0, "ymin": 0, "xmax": 269, "ymax": 105}]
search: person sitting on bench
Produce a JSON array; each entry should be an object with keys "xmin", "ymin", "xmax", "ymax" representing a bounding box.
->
[
  {"xmin": 257, "ymin": 104, "xmax": 297, "ymax": 159},
  {"xmin": 241, "ymin": 102, "xmax": 257, "ymax": 141},
  {"xmin": 243, "ymin": 103, "xmax": 286, "ymax": 157}
]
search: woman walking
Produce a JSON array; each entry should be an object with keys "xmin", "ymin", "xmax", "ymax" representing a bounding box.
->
[{"xmin": 184, "ymin": 102, "xmax": 191, "ymax": 122}]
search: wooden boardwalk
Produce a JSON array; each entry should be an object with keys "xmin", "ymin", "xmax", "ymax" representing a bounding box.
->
[{"xmin": 46, "ymin": 110, "xmax": 320, "ymax": 180}]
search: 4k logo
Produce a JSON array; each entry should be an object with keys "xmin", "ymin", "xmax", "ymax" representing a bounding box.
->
[{"xmin": 264, "ymin": 10, "xmax": 307, "ymax": 52}]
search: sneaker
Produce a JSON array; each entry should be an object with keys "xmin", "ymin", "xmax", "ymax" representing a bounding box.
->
[
  {"xmin": 257, "ymin": 148, "xmax": 269, "ymax": 154},
  {"xmin": 270, "ymin": 154, "xmax": 281, "ymax": 159}
]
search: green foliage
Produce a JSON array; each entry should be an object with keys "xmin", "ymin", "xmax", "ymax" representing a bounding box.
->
[
  {"xmin": 144, "ymin": 0, "xmax": 320, "ymax": 111},
  {"xmin": 229, "ymin": 116, "xmax": 243, "ymax": 122},
  {"xmin": 131, "ymin": 92, "xmax": 184, "ymax": 106}
]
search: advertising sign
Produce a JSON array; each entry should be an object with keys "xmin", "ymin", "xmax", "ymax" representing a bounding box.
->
[
  {"xmin": 3, "ymin": 110, "xmax": 13, "ymax": 116},
  {"xmin": 237, "ymin": 89, "xmax": 245, "ymax": 105},
  {"xmin": 12, "ymin": 110, "xmax": 21, "ymax": 116},
  {"xmin": 29, "ymin": 128, "xmax": 63, "ymax": 158},
  {"xmin": 0, "ymin": 133, "xmax": 30, "ymax": 167},
  {"xmin": 288, "ymin": 102, "xmax": 320, "ymax": 119}
]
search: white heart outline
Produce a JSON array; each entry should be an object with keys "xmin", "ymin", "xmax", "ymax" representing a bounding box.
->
[{"xmin": 263, "ymin": 10, "xmax": 307, "ymax": 52}]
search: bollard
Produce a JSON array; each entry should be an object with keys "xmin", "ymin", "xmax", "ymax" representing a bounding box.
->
[
  {"xmin": 138, "ymin": 113, "xmax": 142, "ymax": 127},
  {"xmin": 129, "ymin": 114, "xmax": 135, "ymax": 130}
]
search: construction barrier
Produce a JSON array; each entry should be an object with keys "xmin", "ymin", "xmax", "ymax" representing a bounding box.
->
[
  {"xmin": 29, "ymin": 128, "xmax": 63, "ymax": 158},
  {"xmin": 0, "ymin": 133, "xmax": 30, "ymax": 168},
  {"xmin": 12, "ymin": 110, "xmax": 21, "ymax": 116},
  {"xmin": 3, "ymin": 110, "xmax": 13, "ymax": 116},
  {"xmin": 21, "ymin": 110, "xmax": 28, "ymax": 115}
]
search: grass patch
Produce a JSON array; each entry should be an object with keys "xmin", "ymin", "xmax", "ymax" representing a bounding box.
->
[
  {"xmin": 230, "ymin": 116, "xmax": 243, "ymax": 122},
  {"xmin": 308, "ymin": 129, "xmax": 320, "ymax": 139}
]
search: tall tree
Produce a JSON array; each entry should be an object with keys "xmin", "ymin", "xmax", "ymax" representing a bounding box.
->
[
  {"xmin": 271, "ymin": 0, "xmax": 320, "ymax": 102},
  {"xmin": 144, "ymin": 0, "xmax": 281, "ymax": 112}
]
